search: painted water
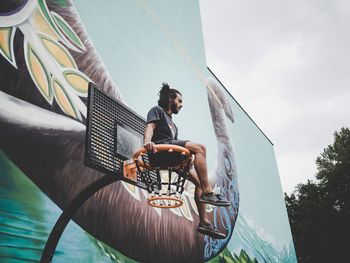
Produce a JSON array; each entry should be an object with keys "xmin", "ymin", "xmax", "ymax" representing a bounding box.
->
[{"xmin": 0, "ymin": 151, "xmax": 128, "ymax": 262}]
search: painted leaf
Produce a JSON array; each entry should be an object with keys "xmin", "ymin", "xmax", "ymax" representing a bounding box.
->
[
  {"xmin": 52, "ymin": 78, "xmax": 81, "ymax": 120},
  {"xmin": 0, "ymin": 27, "xmax": 17, "ymax": 68},
  {"xmin": 32, "ymin": 7, "xmax": 60, "ymax": 41},
  {"xmin": 63, "ymin": 69, "xmax": 91, "ymax": 97},
  {"xmin": 187, "ymin": 185, "xmax": 199, "ymax": 215},
  {"xmin": 122, "ymin": 182, "xmax": 141, "ymax": 201},
  {"xmin": 25, "ymin": 42, "xmax": 53, "ymax": 104},
  {"xmin": 37, "ymin": 0, "xmax": 57, "ymax": 34},
  {"xmin": 51, "ymin": 11, "xmax": 86, "ymax": 51},
  {"xmin": 169, "ymin": 206, "xmax": 182, "ymax": 217},
  {"xmin": 40, "ymin": 34, "xmax": 77, "ymax": 69},
  {"xmin": 37, "ymin": 0, "xmax": 81, "ymax": 52},
  {"xmin": 179, "ymin": 195, "xmax": 193, "ymax": 221}
]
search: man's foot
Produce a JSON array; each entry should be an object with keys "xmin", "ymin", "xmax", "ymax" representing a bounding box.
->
[
  {"xmin": 197, "ymin": 222, "xmax": 227, "ymax": 239},
  {"xmin": 199, "ymin": 193, "xmax": 230, "ymax": 207}
]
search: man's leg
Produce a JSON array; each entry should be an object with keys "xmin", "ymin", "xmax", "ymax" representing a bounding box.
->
[
  {"xmin": 187, "ymin": 168, "xmax": 209, "ymax": 224},
  {"xmin": 185, "ymin": 141, "xmax": 230, "ymax": 207},
  {"xmin": 185, "ymin": 142, "xmax": 212, "ymax": 194},
  {"xmin": 187, "ymin": 168, "xmax": 227, "ymax": 239}
]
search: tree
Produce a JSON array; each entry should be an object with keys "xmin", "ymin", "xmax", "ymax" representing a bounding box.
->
[{"xmin": 285, "ymin": 127, "xmax": 350, "ymax": 263}]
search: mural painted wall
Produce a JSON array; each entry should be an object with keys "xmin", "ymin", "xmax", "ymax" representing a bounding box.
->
[{"xmin": 0, "ymin": 0, "xmax": 297, "ymax": 262}]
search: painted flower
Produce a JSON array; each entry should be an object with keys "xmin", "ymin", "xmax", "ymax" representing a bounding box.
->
[{"xmin": 0, "ymin": 0, "xmax": 91, "ymax": 121}]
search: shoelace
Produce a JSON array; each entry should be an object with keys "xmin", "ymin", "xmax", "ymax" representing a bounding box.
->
[{"xmin": 215, "ymin": 194, "xmax": 224, "ymax": 199}]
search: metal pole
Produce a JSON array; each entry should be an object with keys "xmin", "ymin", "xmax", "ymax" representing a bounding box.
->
[{"xmin": 40, "ymin": 175, "xmax": 119, "ymax": 263}]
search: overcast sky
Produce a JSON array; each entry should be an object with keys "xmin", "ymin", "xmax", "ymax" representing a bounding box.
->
[{"xmin": 199, "ymin": 0, "xmax": 350, "ymax": 194}]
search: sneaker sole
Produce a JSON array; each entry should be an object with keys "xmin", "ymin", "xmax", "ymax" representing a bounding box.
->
[
  {"xmin": 198, "ymin": 198, "xmax": 230, "ymax": 207},
  {"xmin": 197, "ymin": 227, "xmax": 227, "ymax": 239}
]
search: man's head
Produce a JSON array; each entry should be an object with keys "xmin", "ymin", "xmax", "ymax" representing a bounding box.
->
[{"xmin": 158, "ymin": 82, "xmax": 183, "ymax": 114}]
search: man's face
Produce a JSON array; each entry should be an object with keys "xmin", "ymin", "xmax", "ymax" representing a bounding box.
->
[{"xmin": 171, "ymin": 93, "xmax": 183, "ymax": 114}]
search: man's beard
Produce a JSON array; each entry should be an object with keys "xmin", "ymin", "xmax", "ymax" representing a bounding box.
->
[{"xmin": 171, "ymin": 103, "xmax": 179, "ymax": 114}]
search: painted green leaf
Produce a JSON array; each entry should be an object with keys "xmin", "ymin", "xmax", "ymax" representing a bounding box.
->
[
  {"xmin": 25, "ymin": 42, "xmax": 53, "ymax": 104},
  {"xmin": 37, "ymin": 0, "xmax": 81, "ymax": 52},
  {"xmin": 51, "ymin": 11, "xmax": 86, "ymax": 51},
  {"xmin": 38, "ymin": 0, "xmax": 57, "ymax": 33}
]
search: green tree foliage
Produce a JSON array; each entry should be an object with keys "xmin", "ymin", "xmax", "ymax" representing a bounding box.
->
[{"xmin": 285, "ymin": 127, "xmax": 350, "ymax": 262}]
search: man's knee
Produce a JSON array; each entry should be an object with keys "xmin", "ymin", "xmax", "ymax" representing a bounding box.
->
[
  {"xmin": 186, "ymin": 141, "xmax": 206, "ymax": 155},
  {"xmin": 198, "ymin": 144, "xmax": 206, "ymax": 154}
]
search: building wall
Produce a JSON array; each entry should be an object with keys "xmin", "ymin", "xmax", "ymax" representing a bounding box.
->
[{"xmin": 0, "ymin": 0, "xmax": 296, "ymax": 262}]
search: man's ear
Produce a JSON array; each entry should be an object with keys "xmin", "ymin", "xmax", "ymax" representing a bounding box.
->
[{"xmin": 167, "ymin": 99, "xmax": 174, "ymax": 111}]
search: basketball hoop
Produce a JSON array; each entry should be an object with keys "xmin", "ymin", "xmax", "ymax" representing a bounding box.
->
[{"xmin": 123, "ymin": 144, "xmax": 192, "ymax": 208}]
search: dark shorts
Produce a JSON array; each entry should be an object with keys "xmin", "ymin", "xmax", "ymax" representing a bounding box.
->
[{"xmin": 155, "ymin": 139, "xmax": 189, "ymax": 148}]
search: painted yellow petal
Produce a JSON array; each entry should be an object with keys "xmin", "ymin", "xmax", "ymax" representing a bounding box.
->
[
  {"xmin": 31, "ymin": 7, "xmax": 60, "ymax": 41},
  {"xmin": 40, "ymin": 35, "xmax": 77, "ymax": 69},
  {"xmin": 64, "ymin": 69, "xmax": 90, "ymax": 96},
  {"xmin": 169, "ymin": 206, "xmax": 182, "ymax": 217},
  {"xmin": 126, "ymin": 183, "xmax": 136, "ymax": 192},
  {"xmin": 0, "ymin": 27, "xmax": 16, "ymax": 67},
  {"xmin": 37, "ymin": 0, "xmax": 80, "ymax": 52},
  {"xmin": 125, "ymin": 183, "xmax": 137, "ymax": 195},
  {"xmin": 38, "ymin": 0, "xmax": 58, "ymax": 34},
  {"xmin": 0, "ymin": 27, "xmax": 12, "ymax": 58},
  {"xmin": 26, "ymin": 43, "xmax": 53, "ymax": 104},
  {"xmin": 52, "ymin": 78, "xmax": 80, "ymax": 119}
]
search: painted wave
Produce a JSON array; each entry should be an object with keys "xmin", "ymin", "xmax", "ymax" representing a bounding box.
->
[
  {"xmin": 0, "ymin": 151, "xmax": 127, "ymax": 262},
  {"xmin": 228, "ymin": 213, "xmax": 297, "ymax": 263}
]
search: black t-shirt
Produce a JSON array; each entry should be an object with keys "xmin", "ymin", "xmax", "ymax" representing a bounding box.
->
[{"xmin": 146, "ymin": 106, "xmax": 178, "ymax": 143}]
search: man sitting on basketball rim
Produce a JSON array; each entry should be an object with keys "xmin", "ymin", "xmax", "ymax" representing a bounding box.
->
[{"xmin": 144, "ymin": 83, "xmax": 230, "ymax": 239}]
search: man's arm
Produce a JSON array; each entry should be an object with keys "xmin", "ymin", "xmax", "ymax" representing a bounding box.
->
[{"xmin": 144, "ymin": 122, "xmax": 156, "ymax": 151}]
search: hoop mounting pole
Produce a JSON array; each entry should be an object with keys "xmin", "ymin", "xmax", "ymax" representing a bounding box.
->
[{"xmin": 40, "ymin": 175, "xmax": 119, "ymax": 263}]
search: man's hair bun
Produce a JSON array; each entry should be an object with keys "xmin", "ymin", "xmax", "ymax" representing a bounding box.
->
[{"xmin": 160, "ymin": 82, "xmax": 170, "ymax": 95}]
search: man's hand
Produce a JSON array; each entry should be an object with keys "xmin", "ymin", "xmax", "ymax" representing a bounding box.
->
[
  {"xmin": 144, "ymin": 142, "xmax": 157, "ymax": 153},
  {"xmin": 144, "ymin": 123, "xmax": 156, "ymax": 152}
]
